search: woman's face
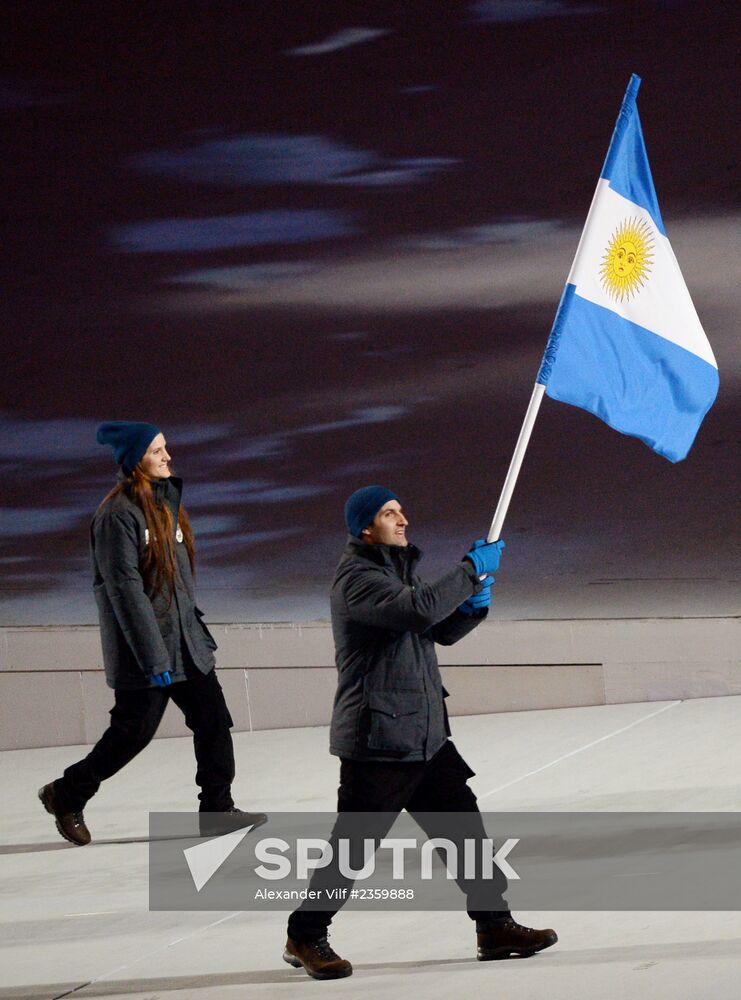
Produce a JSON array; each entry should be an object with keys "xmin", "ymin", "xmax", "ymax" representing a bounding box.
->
[{"xmin": 140, "ymin": 433, "xmax": 172, "ymax": 479}]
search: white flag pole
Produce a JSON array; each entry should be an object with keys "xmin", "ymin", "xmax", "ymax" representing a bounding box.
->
[
  {"xmin": 486, "ymin": 382, "xmax": 546, "ymax": 542},
  {"xmin": 483, "ymin": 198, "xmax": 596, "ymax": 545},
  {"xmin": 485, "ymin": 76, "xmax": 644, "ymax": 546},
  {"xmin": 484, "ymin": 177, "xmax": 600, "ymax": 546},
  {"xmin": 483, "ymin": 166, "xmax": 596, "ymax": 546}
]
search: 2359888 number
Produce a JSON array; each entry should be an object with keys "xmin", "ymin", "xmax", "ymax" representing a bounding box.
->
[{"xmin": 353, "ymin": 888, "xmax": 414, "ymax": 900}]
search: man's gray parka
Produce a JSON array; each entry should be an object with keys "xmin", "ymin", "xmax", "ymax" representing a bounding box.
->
[
  {"xmin": 329, "ymin": 537, "xmax": 485, "ymax": 762},
  {"xmin": 91, "ymin": 476, "xmax": 217, "ymax": 690}
]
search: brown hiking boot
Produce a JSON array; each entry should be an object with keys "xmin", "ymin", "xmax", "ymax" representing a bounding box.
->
[
  {"xmin": 38, "ymin": 783, "xmax": 91, "ymax": 846},
  {"xmin": 477, "ymin": 919, "xmax": 558, "ymax": 960},
  {"xmin": 283, "ymin": 935, "xmax": 353, "ymax": 980}
]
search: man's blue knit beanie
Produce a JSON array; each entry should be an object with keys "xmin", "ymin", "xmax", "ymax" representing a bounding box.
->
[
  {"xmin": 345, "ymin": 485, "xmax": 400, "ymax": 538},
  {"xmin": 96, "ymin": 421, "xmax": 161, "ymax": 474}
]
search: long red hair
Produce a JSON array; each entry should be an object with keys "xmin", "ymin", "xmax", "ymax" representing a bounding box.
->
[{"xmin": 102, "ymin": 466, "xmax": 195, "ymax": 600}]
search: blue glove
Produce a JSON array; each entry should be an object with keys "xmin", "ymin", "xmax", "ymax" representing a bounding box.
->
[
  {"xmin": 465, "ymin": 538, "xmax": 506, "ymax": 577},
  {"xmin": 459, "ymin": 575, "xmax": 494, "ymax": 615},
  {"xmin": 152, "ymin": 671, "xmax": 172, "ymax": 687}
]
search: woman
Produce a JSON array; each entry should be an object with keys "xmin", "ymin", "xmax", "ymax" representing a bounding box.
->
[{"xmin": 39, "ymin": 420, "xmax": 265, "ymax": 844}]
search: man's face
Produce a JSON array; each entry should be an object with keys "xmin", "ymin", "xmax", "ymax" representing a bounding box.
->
[
  {"xmin": 140, "ymin": 433, "xmax": 172, "ymax": 479},
  {"xmin": 362, "ymin": 499, "xmax": 409, "ymax": 547}
]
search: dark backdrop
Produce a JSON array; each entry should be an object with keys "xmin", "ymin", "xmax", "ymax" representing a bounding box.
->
[{"xmin": 2, "ymin": 1, "xmax": 738, "ymax": 624}]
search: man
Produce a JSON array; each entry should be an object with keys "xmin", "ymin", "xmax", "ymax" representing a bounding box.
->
[
  {"xmin": 39, "ymin": 421, "xmax": 266, "ymax": 845},
  {"xmin": 283, "ymin": 485, "xmax": 557, "ymax": 979}
]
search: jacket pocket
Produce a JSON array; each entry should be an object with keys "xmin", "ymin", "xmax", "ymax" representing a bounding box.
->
[
  {"xmin": 441, "ymin": 685, "xmax": 452, "ymax": 736},
  {"xmin": 194, "ymin": 606, "xmax": 218, "ymax": 652},
  {"xmin": 367, "ymin": 690, "xmax": 425, "ymax": 754}
]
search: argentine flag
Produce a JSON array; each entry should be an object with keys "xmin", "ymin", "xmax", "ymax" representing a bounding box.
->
[{"xmin": 537, "ymin": 74, "xmax": 718, "ymax": 462}]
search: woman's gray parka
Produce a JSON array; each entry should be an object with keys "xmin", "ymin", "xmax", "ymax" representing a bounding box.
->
[
  {"xmin": 329, "ymin": 537, "xmax": 485, "ymax": 762},
  {"xmin": 90, "ymin": 476, "xmax": 217, "ymax": 690}
]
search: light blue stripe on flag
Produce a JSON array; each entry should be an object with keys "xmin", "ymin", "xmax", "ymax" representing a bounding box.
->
[
  {"xmin": 601, "ymin": 74, "xmax": 666, "ymax": 236},
  {"xmin": 541, "ymin": 286, "xmax": 719, "ymax": 463}
]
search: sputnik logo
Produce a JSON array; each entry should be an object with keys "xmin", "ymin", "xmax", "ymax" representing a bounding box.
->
[{"xmin": 184, "ymin": 825, "xmax": 255, "ymax": 892}]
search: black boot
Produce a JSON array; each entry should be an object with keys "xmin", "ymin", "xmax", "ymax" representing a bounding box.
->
[
  {"xmin": 477, "ymin": 918, "xmax": 558, "ymax": 960},
  {"xmin": 198, "ymin": 807, "xmax": 267, "ymax": 838}
]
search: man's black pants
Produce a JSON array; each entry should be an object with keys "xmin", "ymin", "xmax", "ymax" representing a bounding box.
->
[
  {"xmin": 287, "ymin": 740, "xmax": 510, "ymax": 941},
  {"xmin": 54, "ymin": 664, "xmax": 235, "ymax": 813}
]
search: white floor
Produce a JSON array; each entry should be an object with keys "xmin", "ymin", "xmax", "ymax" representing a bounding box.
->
[{"xmin": 2, "ymin": 697, "xmax": 741, "ymax": 1000}]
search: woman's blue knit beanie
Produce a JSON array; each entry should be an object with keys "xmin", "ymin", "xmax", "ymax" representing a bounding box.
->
[{"xmin": 96, "ymin": 421, "xmax": 160, "ymax": 474}]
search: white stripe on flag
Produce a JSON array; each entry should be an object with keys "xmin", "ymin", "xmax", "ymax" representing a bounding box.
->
[{"xmin": 569, "ymin": 179, "xmax": 717, "ymax": 368}]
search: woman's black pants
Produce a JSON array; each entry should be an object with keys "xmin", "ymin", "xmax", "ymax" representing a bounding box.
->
[{"xmin": 53, "ymin": 663, "xmax": 235, "ymax": 813}]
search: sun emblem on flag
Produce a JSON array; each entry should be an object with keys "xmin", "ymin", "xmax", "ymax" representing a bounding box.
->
[{"xmin": 600, "ymin": 217, "xmax": 654, "ymax": 301}]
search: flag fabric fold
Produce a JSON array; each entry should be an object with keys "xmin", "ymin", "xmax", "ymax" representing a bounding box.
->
[{"xmin": 537, "ymin": 74, "xmax": 718, "ymax": 463}]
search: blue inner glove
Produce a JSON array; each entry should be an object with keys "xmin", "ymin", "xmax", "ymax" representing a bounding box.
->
[
  {"xmin": 459, "ymin": 575, "xmax": 494, "ymax": 616},
  {"xmin": 465, "ymin": 538, "xmax": 506, "ymax": 577},
  {"xmin": 152, "ymin": 670, "xmax": 172, "ymax": 687}
]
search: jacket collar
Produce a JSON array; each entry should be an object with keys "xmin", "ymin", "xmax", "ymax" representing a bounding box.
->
[
  {"xmin": 114, "ymin": 469, "xmax": 183, "ymax": 509},
  {"xmin": 344, "ymin": 534, "xmax": 422, "ymax": 571},
  {"xmin": 152, "ymin": 475, "xmax": 183, "ymax": 510}
]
